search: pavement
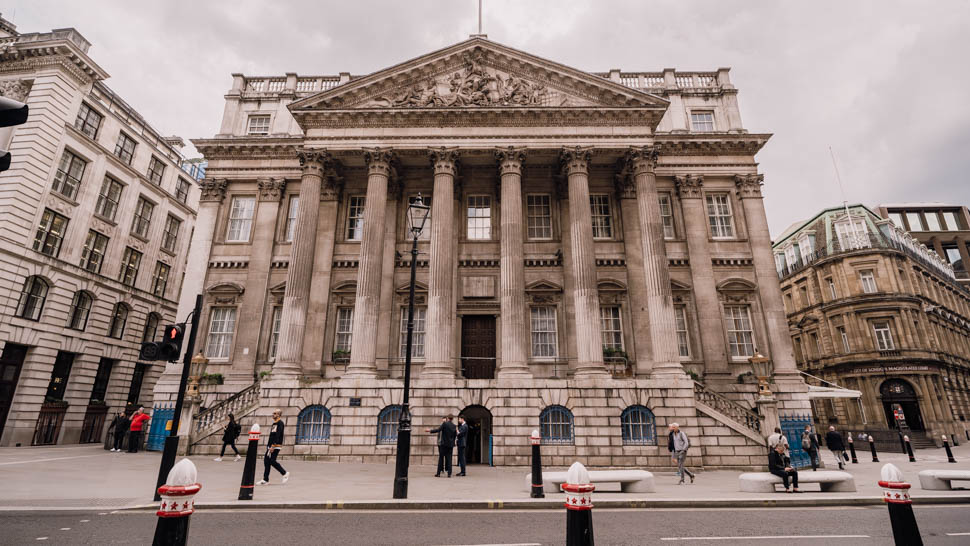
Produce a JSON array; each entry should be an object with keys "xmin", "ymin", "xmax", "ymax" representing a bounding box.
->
[{"xmin": 1, "ymin": 441, "xmax": 968, "ymax": 511}]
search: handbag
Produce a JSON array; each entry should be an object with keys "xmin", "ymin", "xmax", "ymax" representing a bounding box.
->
[{"xmin": 842, "ymin": 450, "xmax": 849, "ymax": 461}]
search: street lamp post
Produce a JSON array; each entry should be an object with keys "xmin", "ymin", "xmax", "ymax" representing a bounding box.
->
[
  {"xmin": 748, "ymin": 351, "xmax": 773, "ymax": 399},
  {"xmin": 393, "ymin": 194, "xmax": 431, "ymax": 499}
]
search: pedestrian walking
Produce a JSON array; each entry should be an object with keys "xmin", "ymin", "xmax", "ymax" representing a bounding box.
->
[
  {"xmin": 257, "ymin": 409, "xmax": 290, "ymax": 485},
  {"xmin": 426, "ymin": 414, "xmax": 457, "ymax": 477},
  {"xmin": 767, "ymin": 427, "xmax": 789, "ymax": 454},
  {"xmin": 455, "ymin": 415, "xmax": 469, "ymax": 477},
  {"xmin": 108, "ymin": 410, "xmax": 129, "ymax": 452},
  {"xmin": 768, "ymin": 443, "xmax": 800, "ymax": 493},
  {"xmin": 801, "ymin": 425, "xmax": 821, "ymax": 471},
  {"xmin": 825, "ymin": 425, "xmax": 846, "ymax": 470},
  {"xmin": 214, "ymin": 413, "xmax": 242, "ymax": 462},
  {"xmin": 667, "ymin": 424, "xmax": 680, "ymax": 480},
  {"xmin": 670, "ymin": 423, "xmax": 695, "ymax": 484},
  {"xmin": 127, "ymin": 406, "xmax": 150, "ymax": 453}
]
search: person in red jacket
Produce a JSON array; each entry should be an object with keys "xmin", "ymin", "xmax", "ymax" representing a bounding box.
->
[{"xmin": 127, "ymin": 406, "xmax": 151, "ymax": 453}]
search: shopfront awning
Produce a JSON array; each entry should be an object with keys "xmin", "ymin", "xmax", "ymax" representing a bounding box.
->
[{"xmin": 808, "ymin": 385, "xmax": 863, "ymax": 399}]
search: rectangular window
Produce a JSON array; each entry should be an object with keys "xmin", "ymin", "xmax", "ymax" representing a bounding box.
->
[
  {"xmin": 810, "ymin": 332, "xmax": 821, "ymax": 357},
  {"xmin": 95, "ymin": 177, "xmax": 123, "ymax": 221},
  {"xmin": 690, "ymin": 111, "xmax": 715, "ymax": 132},
  {"xmin": 46, "ymin": 351, "xmax": 75, "ymax": 402},
  {"xmin": 205, "ymin": 307, "xmax": 237, "ymax": 359},
  {"xmin": 346, "ymin": 196, "xmax": 365, "ymax": 241},
  {"xmin": 247, "ymin": 115, "xmax": 271, "ymax": 135},
  {"xmin": 798, "ymin": 234, "xmax": 815, "ymax": 262},
  {"xmin": 80, "ymin": 230, "xmax": 109, "ymax": 273},
  {"xmin": 659, "ymin": 194, "xmax": 675, "ymax": 239},
  {"xmin": 906, "ymin": 212, "xmax": 924, "ymax": 231},
  {"xmin": 530, "ymin": 306, "xmax": 558, "ymax": 358},
  {"xmin": 147, "ymin": 156, "xmax": 165, "ymax": 186},
  {"xmin": 943, "ymin": 211, "xmax": 960, "ymax": 231},
  {"xmin": 162, "ymin": 215, "xmax": 181, "ymax": 252},
  {"xmin": 706, "ymin": 194, "xmax": 735, "ymax": 238},
  {"xmin": 119, "ymin": 247, "xmax": 142, "ymax": 287},
  {"xmin": 226, "ymin": 196, "xmax": 255, "ymax": 242},
  {"xmin": 114, "ymin": 132, "xmax": 136, "ymax": 165},
  {"xmin": 873, "ymin": 322, "xmax": 895, "ymax": 351},
  {"xmin": 942, "ymin": 244, "xmax": 965, "ymax": 271},
  {"xmin": 73, "ymin": 102, "xmax": 103, "ymax": 139},
  {"xmin": 527, "ymin": 194, "xmax": 552, "ymax": 240},
  {"xmin": 838, "ymin": 326, "xmax": 850, "ymax": 353},
  {"xmin": 175, "ymin": 178, "xmax": 190, "ymax": 204},
  {"xmin": 589, "ymin": 194, "xmax": 613, "ymax": 239},
  {"xmin": 32, "ymin": 208, "xmax": 69, "ymax": 257},
  {"xmin": 775, "ymin": 253, "xmax": 786, "ymax": 273},
  {"xmin": 334, "ymin": 308, "xmax": 354, "ymax": 353},
  {"xmin": 285, "ymin": 196, "xmax": 299, "ymax": 242},
  {"xmin": 90, "ymin": 357, "xmax": 114, "ymax": 402},
  {"xmin": 399, "ymin": 307, "xmax": 427, "ymax": 359},
  {"xmin": 725, "ymin": 305, "xmax": 754, "ymax": 358},
  {"xmin": 127, "ymin": 363, "xmax": 147, "ymax": 405},
  {"xmin": 269, "ymin": 306, "xmax": 282, "ymax": 360},
  {"xmin": 924, "ymin": 212, "xmax": 942, "ymax": 231},
  {"xmin": 675, "ymin": 305, "xmax": 691, "ymax": 358},
  {"xmin": 827, "ymin": 278, "xmax": 837, "ymax": 300},
  {"xmin": 407, "ymin": 195, "xmax": 432, "ymax": 240},
  {"xmin": 131, "ymin": 196, "xmax": 154, "ymax": 238},
  {"xmin": 835, "ymin": 220, "xmax": 870, "ymax": 250},
  {"xmin": 151, "ymin": 262, "xmax": 170, "ymax": 297},
  {"xmin": 467, "ymin": 195, "xmax": 492, "ymax": 239},
  {"xmin": 52, "ymin": 150, "xmax": 86, "ymax": 200},
  {"xmin": 860, "ymin": 270, "xmax": 877, "ymax": 294},
  {"xmin": 889, "ymin": 212, "xmax": 905, "ymax": 229},
  {"xmin": 68, "ymin": 291, "xmax": 92, "ymax": 331},
  {"xmin": 600, "ymin": 306, "xmax": 623, "ymax": 351}
]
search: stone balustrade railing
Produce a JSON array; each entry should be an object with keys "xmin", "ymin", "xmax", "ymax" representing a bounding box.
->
[
  {"xmin": 192, "ymin": 382, "xmax": 261, "ymax": 438},
  {"xmin": 693, "ymin": 381, "xmax": 762, "ymax": 434}
]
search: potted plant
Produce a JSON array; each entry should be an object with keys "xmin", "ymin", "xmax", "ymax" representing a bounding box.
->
[
  {"xmin": 332, "ymin": 349, "xmax": 351, "ymax": 363},
  {"xmin": 200, "ymin": 372, "xmax": 224, "ymax": 385}
]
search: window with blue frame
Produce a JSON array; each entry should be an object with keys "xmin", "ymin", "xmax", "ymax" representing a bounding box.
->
[
  {"xmin": 296, "ymin": 405, "xmax": 332, "ymax": 445},
  {"xmin": 621, "ymin": 405, "xmax": 656, "ymax": 445},
  {"xmin": 539, "ymin": 405, "xmax": 574, "ymax": 445},
  {"xmin": 377, "ymin": 405, "xmax": 402, "ymax": 445}
]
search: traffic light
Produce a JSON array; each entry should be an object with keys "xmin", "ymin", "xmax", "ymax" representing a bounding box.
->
[
  {"xmin": 158, "ymin": 324, "xmax": 185, "ymax": 362},
  {"xmin": 0, "ymin": 96, "xmax": 29, "ymax": 172}
]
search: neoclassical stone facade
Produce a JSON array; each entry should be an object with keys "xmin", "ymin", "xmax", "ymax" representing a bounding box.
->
[{"xmin": 159, "ymin": 38, "xmax": 809, "ymax": 467}]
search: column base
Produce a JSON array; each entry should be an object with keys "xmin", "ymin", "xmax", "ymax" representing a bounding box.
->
[
  {"xmin": 420, "ymin": 362, "xmax": 455, "ymax": 379},
  {"xmin": 497, "ymin": 365, "xmax": 533, "ymax": 379},
  {"xmin": 344, "ymin": 361, "xmax": 378, "ymax": 378},
  {"xmin": 268, "ymin": 362, "xmax": 302, "ymax": 378},
  {"xmin": 573, "ymin": 365, "xmax": 610, "ymax": 379},
  {"xmin": 649, "ymin": 362, "xmax": 686, "ymax": 378}
]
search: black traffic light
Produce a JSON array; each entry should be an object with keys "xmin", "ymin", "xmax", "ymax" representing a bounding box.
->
[
  {"xmin": 0, "ymin": 96, "xmax": 29, "ymax": 172},
  {"xmin": 138, "ymin": 341, "xmax": 161, "ymax": 361},
  {"xmin": 158, "ymin": 323, "xmax": 185, "ymax": 362}
]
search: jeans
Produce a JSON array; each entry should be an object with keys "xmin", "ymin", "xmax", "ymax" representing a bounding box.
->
[
  {"xmin": 770, "ymin": 468, "xmax": 799, "ymax": 489},
  {"xmin": 805, "ymin": 449, "xmax": 819, "ymax": 471},
  {"xmin": 457, "ymin": 445, "xmax": 467, "ymax": 474},
  {"xmin": 436, "ymin": 446, "xmax": 453, "ymax": 476},
  {"xmin": 220, "ymin": 440, "xmax": 239, "ymax": 457},
  {"xmin": 675, "ymin": 450, "xmax": 694, "ymax": 480},
  {"xmin": 263, "ymin": 448, "xmax": 286, "ymax": 481},
  {"xmin": 127, "ymin": 431, "xmax": 142, "ymax": 453}
]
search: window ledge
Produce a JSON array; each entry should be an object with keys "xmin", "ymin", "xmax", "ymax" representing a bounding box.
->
[
  {"xmin": 160, "ymin": 247, "xmax": 176, "ymax": 257},
  {"xmin": 93, "ymin": 214, "xmax": 118, "ymax": 227},
  {"xmin": 50, "ymin": 191, "xmax": 80, "ymax": 207},
  {"xmin": 130, "ymin": 232, "xmax": 150, "ymax": 244}
]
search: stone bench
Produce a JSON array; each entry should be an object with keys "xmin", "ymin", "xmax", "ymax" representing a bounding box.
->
[
  {"xmin": 918, "ymin": 469, "xmax": 970, "ymax": 490},
  {"xmin": 738, "ymin": 470, "xmax": 856, "ymax": 493},
  {"xmin": 526, "ymin": 469, "xmax": 655, "ymax": 494}
]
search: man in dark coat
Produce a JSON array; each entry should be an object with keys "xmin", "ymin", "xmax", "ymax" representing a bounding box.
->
[
  {"xmin": 768, "ymin": 443, "xmax": 799, "ymax": 493},
  {"xmin": 455, "ymin": 416, "xmax": 469, "ymax": 477},
  {"xmin": 825, "ymin": 425, "xmax": 846, "ymax": 470},
  {"xmin": 427, "ymin": 414, "xmax": 457, "ymax": 477},
  {"xmin": 108, "ymin": 411, "xmax": 129, "ymax": 452}
]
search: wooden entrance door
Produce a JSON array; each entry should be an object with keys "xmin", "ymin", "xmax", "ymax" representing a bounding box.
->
[
  {"xmin": 0, "ymin": 343, "xmax": 27, "ymax": 441},
  {"xmin": 461, "ymin": 316, "xmax": 496, "ymax": 379}
]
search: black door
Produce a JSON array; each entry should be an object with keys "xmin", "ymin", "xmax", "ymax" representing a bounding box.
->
[
  {"xmin": 461, "ymin": 316, "xmax": 496, "ymax": 379},
  {"xmin": 459, "ymin": 405, "xmax": 493, "ymax": 465},
  {"xmin": 0, "ymin": 343, "xmax": 28, "ymax": 440}
]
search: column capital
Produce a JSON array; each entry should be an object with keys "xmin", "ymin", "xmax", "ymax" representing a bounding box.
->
[
  {"xmin": 429, "ymin": 147, "xmax": 460, "ymax": 176},
  {"xmin": 560, "ymin": 146, "xmax": 592, "ymax": 176},
  {"xmin": 199, "ymin": 178, "xmax": 227, "ymax": 203},
  {"xmin": 734, "ymin": 173, "xmax": 764, "ymax": 199},
  {"xmin": 613, "ymin": 166, "xmax": 636, "ymax": 200},
  {"xmin": 674, "ymin": 174, "xmax": 705, "ymax": 199},
  {"xmin": 364, "ymin": 148, "xmax": 398, "ymax": 178},
  {"xmin": 624, "ymin": 145, "xmax": 661, "ymax": 175},
  {"xmin": 495, "ymin": 146, "xmax": 526, "ymax": 176},
  {"xmin": 257, "ymin": 177, "xmax": 286, "ymax": 202},
  {"xmin": 297, "ymin": 147, "xmax": 332, "ymax": 177}
]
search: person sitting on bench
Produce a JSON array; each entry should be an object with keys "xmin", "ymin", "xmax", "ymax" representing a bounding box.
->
[{"xmin": 768, "ymin": 443, "xmax": 800, "ymax": 493}]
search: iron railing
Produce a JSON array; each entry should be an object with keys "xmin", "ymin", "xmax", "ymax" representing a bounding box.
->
[
  {"xmin": 193, "ymin": 382, "xmax": 261, "ymax": 436},
  {"xmin": 692, "ymin": 381, "xmax": 762, "ymax": 434}
]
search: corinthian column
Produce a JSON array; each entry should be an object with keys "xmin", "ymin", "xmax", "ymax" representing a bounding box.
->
[
  {"xmin": 346, "ymin": 149, "xmax": 395, "ymax": 378},
  {"xmin": 422, "ymin": 148, "xmax": 460, "ymax": 378},
  {"xmin": 625, "ymin": 146, "xmax": 682, "ymax": 375},
  {"xmin": 561, "ymin": 148, "xmax": 607, "ymax": 378},
  {"xmin": 496, "ymin": 147, "xmax": 531, "ymax": 378},
  {"xmin": 273, "ymin": 149, "xmax": 328, "ymax": 375}
]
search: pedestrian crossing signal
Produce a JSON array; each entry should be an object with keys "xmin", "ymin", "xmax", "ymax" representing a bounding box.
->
[{"xmin": 158, "ymin": 324, "xmax": 185, "ymax": 362}]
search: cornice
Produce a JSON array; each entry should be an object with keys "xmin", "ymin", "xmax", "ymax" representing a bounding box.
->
[
  {"xmin": 294, "ymin": 107, "xmax": 664, "ymax": 130},
  {"xmin": 0, "ymin": 38, "xmax": 108, "ymax": 82},
  {"xmin": 191, "ymin": 137, "xmax": 304, "ymax": 160},
  {"xmin": 655, "ymin": 133, "xmax": 771, "ymax": 156}
]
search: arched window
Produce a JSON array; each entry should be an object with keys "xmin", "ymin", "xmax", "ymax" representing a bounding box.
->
[
  {"xmin": 539, "ymin": 405, "xmax": 574, "ymax": 445},
  {"xmin": 377, "ymin": 405, "xmax": 402, "ymax": 445},
  {"xmin": 296, "ymin": 405, "xmax": 332, "ymax": 444},
  {"xmin": 621, "ymin": 405, "xmax": 657, "ymax": 445},
  {"xmin": 109, "ymin": 303, "xmax": 129, "ymax": 339},
  {"xmin": 67, "ymin": 290, "xmax": 93, "ymax": 331},
  {"xmin": 142, "ymin": 312, "xmax": 161, "ymax": 342},
  {"xmin": 16, "ymin": 276, "xmax": 49, "ymax": 321}
]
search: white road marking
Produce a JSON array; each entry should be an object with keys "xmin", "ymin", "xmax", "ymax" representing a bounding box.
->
[
  {"xmin": 0, "ymin": 454, "xmax": 101, "ymax": 466},
  {"xmin": 59, "ymin": 528, "xmax": 70, "ymax": 531},
  {"xmin": 435, "ymin": 544, "xmax": 542, "ymax": 546},
  {"xmin": 98, "ymin": 513, "xmax": 107, "ymax": 516},
  {"xmin": 661, "ymin": 536, "xmax": 870, "ymax": 541},
  {"xmin": 80, "ymin": 519, "xmax": 89, "ymax": 523},
  {"xmin": 36, "ymin": 538, "xmax": 48, "ymax": 541},
  {"xmin": 946, "ymin": 533, "xmax": 970, "ymax": 536}
]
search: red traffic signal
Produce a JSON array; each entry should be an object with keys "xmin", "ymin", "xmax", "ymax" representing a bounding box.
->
[{"xmin": 157, "ymin": 323, "xmax": 185, "ymax": 362}]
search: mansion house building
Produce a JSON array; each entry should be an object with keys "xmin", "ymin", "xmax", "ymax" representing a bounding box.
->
[{"xmin": 160, "ymin": 38, "xmax": 809, "ymax": 467}]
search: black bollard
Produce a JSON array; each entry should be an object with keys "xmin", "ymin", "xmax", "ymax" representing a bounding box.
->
[
  {"xmin": 965, "ymin": 429, "xmax": 969, "ymax": 442},
  {"xmin": 153, "ymin": 458, "xmax": 201, "ymax": 546},
  {"xmin": 898, "ymin": 431, "xmax": 907, "ymax": 454},
  {"xmin": 238, "ymin": 423, "xmax": 260, "ymax": 500},
  {"xmin": 563, "ymin": 462, "xmax": 594, "ymax": 546},
  {"xmin": 951, "ymin": 432, "xmax": 959, "ymax": 447},
  {"xmin": 530, "ymin": 429, "xmax": 544, "ymax": 499},
  {"xmin": 904, "ymin": 435, "xmax": 916, "ymax": 462},
  {"xmin": 879, "ymin": 463, "xmax": 923, "ymax": 546},
  {"xmin": 942, "ymin": 435, "xmax": 957, "ymax": 463},
  {"xmin": 847, "ymin": 434, "xmax": 859, "ymax": 464},
  {"xmin": 869, "ymin": 435, "xmax": 879, "ymax": 462}
]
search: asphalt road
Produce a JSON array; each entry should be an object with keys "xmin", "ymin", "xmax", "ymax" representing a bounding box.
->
[{"xmin": 2, "ymin": 505, "xmax": 968, "ymax": 545}]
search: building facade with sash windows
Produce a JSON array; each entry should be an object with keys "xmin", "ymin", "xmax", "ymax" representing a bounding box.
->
[{"xmin": 161, "ymin": 37, "xmax": 810, "ymax": 467}]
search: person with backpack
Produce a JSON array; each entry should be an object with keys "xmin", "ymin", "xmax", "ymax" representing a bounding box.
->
[
  {"xmin": 801, "ymin": 425, "xmax": 822, "ymax": 471},
  {"xmin": 214, "ymin": 413, "xmax": 242, "ymax": 462},
  {"xmin": 825, "ymin": 425, "xmax": 846, "ymax": 470}
]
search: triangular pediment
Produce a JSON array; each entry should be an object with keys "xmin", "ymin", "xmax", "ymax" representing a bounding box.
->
[{"xmin": 290, "ymin": 38, "xmax": 667, "ymax": 114}]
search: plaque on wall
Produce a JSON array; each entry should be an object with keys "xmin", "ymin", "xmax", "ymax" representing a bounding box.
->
[{"xmin": 349, "ymin": 397, "xmax": 362, "ymax": 407}]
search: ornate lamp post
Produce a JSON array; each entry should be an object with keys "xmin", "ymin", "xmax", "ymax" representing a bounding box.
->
[
  {"xmin": 393, "ymin": 194, "xmax": 431, "ymax": 499},
  {"xmin": 749, "ymin": 351, "xmax": 773, "ymax": 398}
]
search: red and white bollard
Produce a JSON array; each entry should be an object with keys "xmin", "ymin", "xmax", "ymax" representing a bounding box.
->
[
  {"xmin": 530, "ymin": 429, "xmax": 544, "ymax": 498},
  {"xmin": 879, "ymin": 463, "xmax": 922, "ymax": 546},
  {"xmin": 153, "ymin": 458, "xmax": 201, "ymax": 546},
  {"xmin": 942, "ymin": 435, "xmax": 957, "ymax": 463},
  {"xmin": 238, "ymin": 423, "xmax": 260, "ymax": 500},
  {"xmin": 562, "ymin": 461, "xmax": 594, "ymax": 546}
]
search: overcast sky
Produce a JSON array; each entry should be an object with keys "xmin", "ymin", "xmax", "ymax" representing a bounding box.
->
[{"xmin": 6, "ymin": 0, "xmax": 970, "ymax": 237}]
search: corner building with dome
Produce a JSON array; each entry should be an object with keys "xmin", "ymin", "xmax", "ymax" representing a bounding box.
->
[{"xmin": 155, "ymin": 38, "xmax": 810, "ymax": 468}]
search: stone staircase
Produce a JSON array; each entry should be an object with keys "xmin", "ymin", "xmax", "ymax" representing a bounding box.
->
[
  {"xmin": 692, "ymin": 380, "xmax": 764, "ymax": 445},
  {"xmin": 189, "ymin": 382, "xmax": 261, "ymax": 451}
]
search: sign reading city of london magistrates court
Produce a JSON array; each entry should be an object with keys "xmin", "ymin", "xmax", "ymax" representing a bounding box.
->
[{"xmin": 856, "ymin": 365, "xmax": 931, "ymax": 374}]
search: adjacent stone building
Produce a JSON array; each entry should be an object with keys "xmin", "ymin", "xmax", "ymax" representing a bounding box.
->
[
  {"xmin": 774, "ymin": 205, "xmax": 970, "ymax": 446},
  {"xmin": 0, "ymin": 16, "xmax": 198, "ymax": 447},
  {"xmin": 875, "ymin": 203, "xmax": 970, "ymax": 289},
  {"xmin": 160, "ymin": 37, "xmax": 810, "ymax": 467}
]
